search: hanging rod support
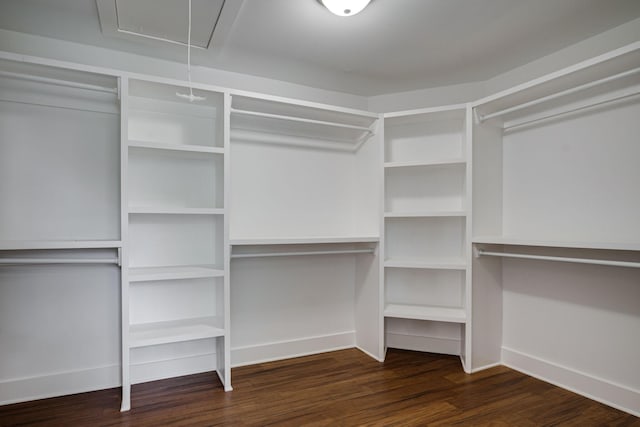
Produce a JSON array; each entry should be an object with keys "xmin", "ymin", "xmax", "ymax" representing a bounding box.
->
[{"xmin": 476, "ymin": 249, "xmax": 640, "ymax": 269}]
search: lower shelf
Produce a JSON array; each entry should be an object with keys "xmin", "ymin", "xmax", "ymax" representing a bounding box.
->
[
  {"xmin": 384, "ymin": 304, "xmax": 467, "ymax": 323},
  {"xmin": 129, "ymin": 265, "xmax": 224, "ymax": 282},
  {"xmin": 129, "ymin": 317, "xmax": 225, "ymax": 348}
]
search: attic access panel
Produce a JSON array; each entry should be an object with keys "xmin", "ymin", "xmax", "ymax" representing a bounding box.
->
[{"xmin": 97, "ymin": 0, "xmax": 225, "ymax": 48}]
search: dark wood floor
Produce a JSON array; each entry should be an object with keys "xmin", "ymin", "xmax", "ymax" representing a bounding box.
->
[{"xmin": 1, "ymin": 348, "xmax": 638, "ymax": 426}]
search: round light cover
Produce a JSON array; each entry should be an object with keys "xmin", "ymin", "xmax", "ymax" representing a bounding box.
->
[{"xmin": 321, "ymin": 0, "xmax": 371, "ymax": 16}]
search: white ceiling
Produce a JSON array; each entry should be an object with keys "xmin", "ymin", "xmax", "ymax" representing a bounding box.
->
[{"xmin": 0, "ymin": 0, "xmax": 639, "ymax": 96}]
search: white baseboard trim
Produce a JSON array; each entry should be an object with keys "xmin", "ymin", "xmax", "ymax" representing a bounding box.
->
[
  {"xmin": 231, "ymin": 331, "xmax": 356, "ymax": 367},
  {"xmin": 355, "ymin": 345, "xmax": 385, "ymax": 362},
  {"xmin": 130, "ymin": 351, "xmax": 217, "ymax": 385},
  {"xmin": 386, "ymin": 332, "xmax": 460, "ymax": 356},
  {"xmin": 502, "ymin": 347, "xmax": 640, "ymax": 417},
  {"xmin": 0, "ymin": 365, "xmax": 120, "ymax": 406},
  {"xmin": 470, "ymin": 361, "xmax": 502, "ymax": 373}
]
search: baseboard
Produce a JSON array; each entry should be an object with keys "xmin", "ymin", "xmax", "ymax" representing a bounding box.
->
[
  {"xmin": 386, "ymin": 332, "xmax": 460, "ymax": 356},
  {"xmin": 131, "ymin": 351, "xmax": 218, "ymax": 384},
  {"xmin": 470, "ymin": 361, "xmax": 502, "ymax": 373},
  {"xmin": 0, "ymin": 365, "xmax": 120, "ymax": 406},
  {"xmin": 502, "ymin": 347, "xmax": 640, "ymax": 417},
  {"xmin": 355, "ymin": 345, "xmax": 385, "ymax": 362},
  {"xmin": 231, "ymin": 331, "xmax": 356, "ymax": 367}
]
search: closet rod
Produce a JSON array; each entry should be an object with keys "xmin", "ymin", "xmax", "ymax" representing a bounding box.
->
[
  {"xmin": 478, "ymin": 66, "xmax": 640, "ymax": 122},
  {"xmin": 476, "ymin": 250, "xmax": 640, "ymax": 269},
  {"xmin": 0, "ymin": 258, "xmax": 119, "ymax": 265},
  {"xmin": 231, "ymin": 248, "xmax": 375, "ymax": 259},
  {"xmin": 0, "ymin": 70, "xmax": 118, "ymax": 94},
  {"xmin": 230, "ymin": 108, "xmax": 374, "ymax": 134},
  {"xmin": 503, "ymin": 88, "xmax": 640, "ymax": 131}
]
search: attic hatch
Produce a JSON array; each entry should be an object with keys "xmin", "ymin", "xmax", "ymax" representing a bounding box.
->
[{"xmin": 97, "ymin": 0, "xmax": 225, "ymax": 49}]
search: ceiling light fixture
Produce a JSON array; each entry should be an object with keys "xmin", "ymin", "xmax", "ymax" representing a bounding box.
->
[{"xmin": 320, "ymin": 0, "xmax": 371, "ymax": 17}]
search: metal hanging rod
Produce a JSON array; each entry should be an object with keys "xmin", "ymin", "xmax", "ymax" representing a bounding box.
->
[
  {"xmin": 503, "ymin": 88, "xmax": 640, "ymax": 131},
  {"xmin": 230, "ymin": 108, "xmax": 375, "ymax": 134},
  {"xmin": 476, "ymin": 249, "xmax": 640, "ymax": 269},
  {"xmin": 0, "ymin": 258, "xmax": 120, "ymax": 265},
  {"xmin": 231, "ymin": 248, "xmax": 375, "ymax": 259},
  {"xmin": 478, "ymin": 66, "xmax": 640, "ymax": 123},
  {"xmin": 0, "ymin": 70, "xmax": 117, "ymax": 94}
]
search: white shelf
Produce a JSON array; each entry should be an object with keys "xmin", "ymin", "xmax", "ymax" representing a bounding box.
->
[
  {"xmin": 384, "ymin": 211, "xmax": 466, "ymax": 218},
  {"xmin": 129, "ymin": 265, "xmax": 224, "ymax": 282},
  {"xmin": 129, "ymin": 207, "xmax": 224, "ymax": 215},
  {"xmin": 129, "ymin": 316, "xmax": 225, "ymax": 348},
  {"xmin": 384, "ymin": 159, "xmax": 466, "ymax": 168},
  {"xmin": 0, "ymin": 240, "xmax": 122, "ymax": 250},
  {"xmin": 230, "ymin": 236, "xmax": 380, "ymax": 246},
  {"xmin": 472, "ymin": 236, "xmax": 640, "ymax": 252},
  {"xmin": 384, "ymin": 304, "xmax": 467, "ymax": 323},
  {"xmin": 384, "ymin": 258, "xmax": 467, "ymax": 270},
  {"xmin": 128, "ymin": 140, "xmax": 224, "ymax": 154}
]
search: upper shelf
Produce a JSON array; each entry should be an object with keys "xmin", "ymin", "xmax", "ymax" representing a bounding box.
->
[
  {"xmin": 472, "ymin": 236, "xmax": 640, "ymax": 252},
  {"xmin": 128, "ymin": 140, "xmax": 224, "ymax": 154},
  {"xmin": 230, "ymin": 236, "xmax": 379, "ymax": 246},
  {"xmin": 230, "ymin": 95, "xmax": 377, "ymax": 151},
  {"xmin": 473, "ymin": 42, "xmax": 640, "ymax": 128},
  {"xmin": 0, "ymin": 240, "xmax": 123, "ymax": 250}
]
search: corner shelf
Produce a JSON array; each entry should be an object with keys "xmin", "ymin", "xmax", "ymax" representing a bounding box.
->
[
  {"xmin": 384, "ymin": 304, "xmax": 467, "ymax": 323},
  {"xmin": 129, "ymin": 265, "xmax": 224, "ymax": 282},
  {"xmin": 129, "ymin": 316, "xmax": 225, "ymax": 348}
]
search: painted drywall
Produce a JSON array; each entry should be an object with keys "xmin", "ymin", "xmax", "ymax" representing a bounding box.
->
[{"xmin": 0, "ymin": 29, "xmax": 369, "ymax": 111}]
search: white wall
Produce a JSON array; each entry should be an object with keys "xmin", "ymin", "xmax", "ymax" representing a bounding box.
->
[{"xmin": 0, "ymin": 29, "xmax": 369, "ymax": 111}]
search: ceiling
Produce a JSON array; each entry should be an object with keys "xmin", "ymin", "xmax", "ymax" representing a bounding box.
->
[{"xmin": 0, "ymin": 0, "xmax": 639, "ymax": 96}]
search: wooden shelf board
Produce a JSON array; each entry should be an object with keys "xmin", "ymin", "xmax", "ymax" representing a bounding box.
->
[
  {"xmin": 384, "ymin": 159, "xmax": 466, "ymax": 168},
  {"xmin": 472, "ymin": 236, "xmax": 640, "ymax": 251},
  {"xmin": 384, "ymin": 258, "xmax": 467, "ymax": 270},
  {"xmin": 0, "ymin": 240, "xmax": 122, "ymax": 250},
  {"xmin": 230, "ymin": 236, "xmax": 380, "ymax": 246},
  {"xmin": 128, "ymin": 140, "xmax": 224, "ymax": 154},
  {"xmin": 384, "ymin": 304, "xmax": 467, "ymax": 323},
  {"xmin": 129, "ymin": 265, "xmax": 224, "ymax": 282},
  {"xmin": 384, "ymin": 211, "xmax": 466, "ymax": 218},
  {"xmin": 128, "ymin": 207, "xmax": 224, "ymax": 215},
  {"xmin": 129, "ymin": 317, "xmax": 225, "ymax": 348}
]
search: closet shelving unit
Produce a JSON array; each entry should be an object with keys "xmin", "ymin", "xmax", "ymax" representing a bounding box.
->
[
  {"xmin": 121, "ymin": 77, "xmax": 230, "ymax": 410},
  {"xmin": 382, "ymin": 105, "xmax": 472, "ymax": 369},
  {"xmin": 0, "ymin": 57, "xmax": 123, "ymax": 406},
  {"xmin": 470, "ymin": 43, "xmax": 640, "ymax": 411},
  {"xmin": 228, "ymin": 93, "xmax": 384, "ymax": 364}
]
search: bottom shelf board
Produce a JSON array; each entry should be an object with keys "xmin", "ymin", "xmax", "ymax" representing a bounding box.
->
[
  {"xmin": 129, "ymin": 317, "xmax": 225, "ymax": 348},
  {"xmin": 129, "ymin": 265, "xmax": 224, "ymax": 282},
  {"xmin": 384, "ymin": 304, "xmax": 467, "ymax": 323}
]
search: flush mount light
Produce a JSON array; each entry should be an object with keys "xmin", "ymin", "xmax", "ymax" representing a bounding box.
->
[{"xmin": 320, "ymin": 0, "xmax": 372, "ymax": 16}]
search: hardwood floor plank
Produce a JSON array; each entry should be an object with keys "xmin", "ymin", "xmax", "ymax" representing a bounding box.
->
[{"xmin": 0, "ymin": 348, "xmax": 637, "ymax": 426}]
